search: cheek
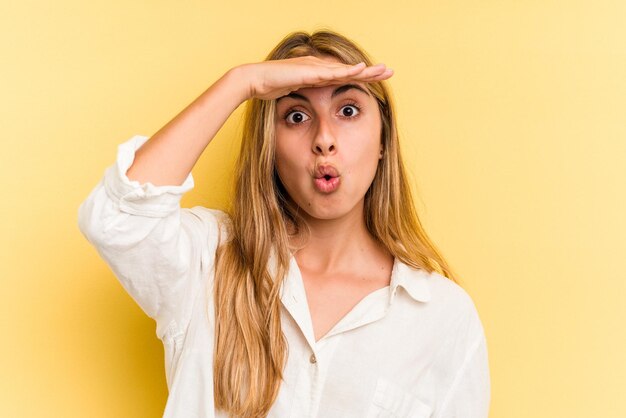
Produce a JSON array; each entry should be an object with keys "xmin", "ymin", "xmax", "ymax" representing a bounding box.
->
[
  {"xmin": 275, "ymin": 128, "xmax": 302, "ymax": 161},
  {"xmin": 349, "ymin": 136, "xmax": 382, "ymax": 189},
  {"xmin": 348, "ymin": 128, "xmax": 382, "ymax": 166},
  {"xmin": 274, "ymin": 138, "xmax": 304, "ymax": 189}
]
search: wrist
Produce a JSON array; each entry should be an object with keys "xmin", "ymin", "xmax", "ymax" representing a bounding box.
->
[{"xmin": 225, "ymin": 64, "xmax": 256, "ymax": 104}]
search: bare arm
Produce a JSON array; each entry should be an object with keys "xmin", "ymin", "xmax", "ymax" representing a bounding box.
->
[
  {"xmin": 126, "ymin": 57, "xmax": 392, "ymax": 186},
  {"xmin": 125, "ymin": 67, "xmax": 250, "ymax": 186}
]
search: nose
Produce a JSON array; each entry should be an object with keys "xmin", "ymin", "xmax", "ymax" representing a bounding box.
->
[{"xmin": 312, "ymin": 119, "xmax": 337, "ymax": 156}]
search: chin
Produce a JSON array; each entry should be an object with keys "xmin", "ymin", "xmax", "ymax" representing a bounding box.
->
[
  {"xmin": 303, "ymin": 208, "xmax": 346, "ymax": 221},
  {"xmin": 298, "ymin": 198, "xmax": 363, "ymax": 222}
]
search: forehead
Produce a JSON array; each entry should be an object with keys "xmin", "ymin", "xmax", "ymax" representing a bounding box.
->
[
  {"xmin": 276, "ymin": 82, "xmax": 373, "ymax": 105},
  {"xmin": 276, "ymin": 54, "xmax": 373, "ymax": 102}
]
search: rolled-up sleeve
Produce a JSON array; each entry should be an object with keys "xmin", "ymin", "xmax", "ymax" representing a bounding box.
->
[
  {"xmin": 101, "ymin": 135, "xmax": 195, "ymax": 217},
  {"xmin": 77, "ymin": 135, "xmax": 223, "ymax": 342}
]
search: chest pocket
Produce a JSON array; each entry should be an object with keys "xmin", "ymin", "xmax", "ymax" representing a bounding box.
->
[{"xmin": 366, "ymin": 378, "xmax": 433, "ymax": 418}]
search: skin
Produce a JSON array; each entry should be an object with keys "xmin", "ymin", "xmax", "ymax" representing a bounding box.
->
[
  {"xmin": 274, "ymin": 57, "xmax": 395, "ymax": 341},
  {"xmin": 125, "ymin": 53, "xmax": 395, "ymax": 341},
  {"xmin": 274, "ymin": 81, "xmax": 383, "ymax": 222}
]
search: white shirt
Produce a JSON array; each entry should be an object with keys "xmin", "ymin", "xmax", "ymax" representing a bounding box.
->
[{"xmin": 78, "ymin": 135, "xmax": 490, "ymax": 418}]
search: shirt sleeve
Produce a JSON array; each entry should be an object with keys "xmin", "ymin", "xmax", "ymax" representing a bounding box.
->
[
  {"xmin": 436, "ymin": 316, "xmax": 491, "ymax": 418},
  {"xmin": 77, "ymin": 134, "xmax": 225, "ymax": 343}
]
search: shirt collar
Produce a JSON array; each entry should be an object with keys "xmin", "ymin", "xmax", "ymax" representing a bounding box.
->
[
  {"xmin": 274, "ymin": 251, "xmax": 432, "ymax": 306},
  {"xmin": 389, "ymin": 258, "xmax": 432, "ymax": 303}
]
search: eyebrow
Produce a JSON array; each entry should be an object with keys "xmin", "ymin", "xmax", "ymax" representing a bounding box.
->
[{"xmin": 276, "ymin": 84, "xmax": 371, "ymax": 104}]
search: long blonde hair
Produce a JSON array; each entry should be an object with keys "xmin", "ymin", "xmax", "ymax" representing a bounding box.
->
[{"xmin": 212, "ymin": 29, "xmax": 458, "ymax": 417}]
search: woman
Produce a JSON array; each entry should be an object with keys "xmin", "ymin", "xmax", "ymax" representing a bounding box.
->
[{"xmin": 78, "ymin": 30, "xmax": 490, "ymax": 418}]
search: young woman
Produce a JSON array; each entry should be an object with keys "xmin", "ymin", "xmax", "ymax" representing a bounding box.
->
[{"xmin": 78, "ymin": 30, "xmax": 490, "ymax": 418}]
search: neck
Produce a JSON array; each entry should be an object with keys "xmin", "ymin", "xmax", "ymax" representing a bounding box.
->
[{"xmin": 291, "ymin": 202, "xmax": 387, "ymax": 274}]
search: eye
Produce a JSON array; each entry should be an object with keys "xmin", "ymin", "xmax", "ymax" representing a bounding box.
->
[
  {"xmin": 339, "ymin": 104, "xmax": 360, "ymax": 118},
  {"xmin": 284, "ymin": 110, "xmax": 310, "ymax": 125}
]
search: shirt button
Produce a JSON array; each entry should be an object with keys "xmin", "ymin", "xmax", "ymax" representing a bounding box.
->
[{"xmin": 309, "ymin": 353, "xmax": 317, "ymax": 364}]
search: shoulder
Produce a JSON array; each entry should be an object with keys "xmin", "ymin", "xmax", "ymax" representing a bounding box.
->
[
  {"xmin": 423, "ymin": 270, "xmax": 477, "ymax": 314},
  {"xmin": 404, "ymin": 265, "xmax": 485, "ymax": 337},
  {"xmin": 397, "ymin": 262, "xmax": 477, "ymax": 313}
]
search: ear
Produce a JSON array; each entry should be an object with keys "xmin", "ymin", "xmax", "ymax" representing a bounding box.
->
[{"xmin": 379, "ymin": 145, "xmax": 384, "ymax": 159}]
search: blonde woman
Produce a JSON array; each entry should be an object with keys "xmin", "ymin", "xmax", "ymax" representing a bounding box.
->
[{"xmin": 78, "ymin": 30, "xmax": 490, "ymax": 418}]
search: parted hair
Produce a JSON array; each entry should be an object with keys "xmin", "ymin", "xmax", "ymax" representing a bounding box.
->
[{"xmin": 212, "ymin": 29, "xmax": 457, "ymax": 418}]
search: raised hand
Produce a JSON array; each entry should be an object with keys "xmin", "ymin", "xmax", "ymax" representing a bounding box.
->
[
  {"xmin": 123, "ymin": 55, "xmax": 392, "ymax": 187},
  {"xmin": 239, "ymin": 55, "xmax": 394, "ymax": 101}
]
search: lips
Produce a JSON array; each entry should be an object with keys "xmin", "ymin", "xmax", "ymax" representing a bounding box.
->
[
  {"xmin": 314, "ymin": 164, "xmax": 340, "ymax": 179},
  {"xmin": 313, "ymin": 164, "xmax": 341, "ymax": 193}
]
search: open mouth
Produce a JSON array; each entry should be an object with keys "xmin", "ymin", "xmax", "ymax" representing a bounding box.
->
[
  {"xmin": 314, "ymin": 176, "xmax": 340, "ymax": 193},
  {"xmin": 313, "ymin": 166, "xmax": 341, "ymax": 193}
]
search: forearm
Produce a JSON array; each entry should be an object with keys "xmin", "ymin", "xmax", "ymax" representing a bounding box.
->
[{"xmin": 126, "ymin": 66, "xmax": 251, "ymax": 186}]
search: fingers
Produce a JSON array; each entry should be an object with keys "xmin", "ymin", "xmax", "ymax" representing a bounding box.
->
[
  {"xmin": 343, "ymin": 62, "xmax": 367, "ymax": 76},
  {"xmin": 365, "ymin": 67, "xmax": 394, "ymax": 81},
  {"xmin": 336, "ymin": 62, "xmax": 393, "ymax": 82},
  {"xmin": 288, "ymin": 56, "xmax": 393, "ymax": 86},
  {"xmin": 352, "ymin": 63, "xmax": 393, "ymax": 81},
  {"xmin": 318, "ymin": 62, "xmax": 393, "ymax": 86},
  {"xmin": 250, "ymin": 57, "xmax": 394, "ymax": 100}
]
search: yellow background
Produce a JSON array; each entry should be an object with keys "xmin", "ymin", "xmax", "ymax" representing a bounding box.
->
[{"xmin": 2, "ymin": 1, "xmax": 625, "ymax": 417}]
